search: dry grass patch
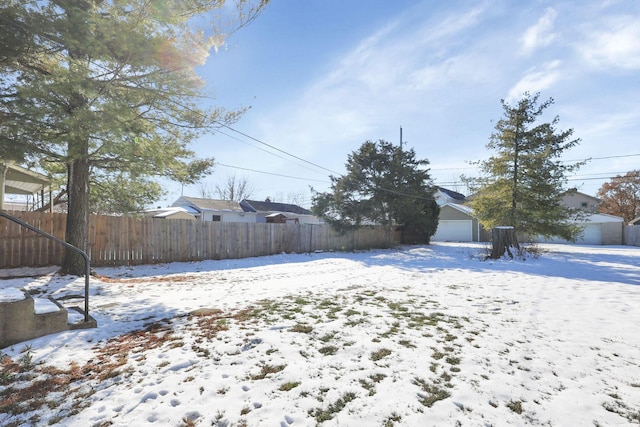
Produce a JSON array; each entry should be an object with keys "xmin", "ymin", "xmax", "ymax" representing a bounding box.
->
[
  {"xmin": 248, "ymin": 363, "xmax": 286, "ymax": 380},
  {"xmin": 412, "ymin": 377, "xmax": 451, "ymax": 407}
]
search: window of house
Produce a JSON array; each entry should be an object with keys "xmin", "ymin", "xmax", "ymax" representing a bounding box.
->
[
  {"xmin": 212, "ymin": 215, "xmax": 221, "ymax": 222},
  {"xmin": 581, "ymin": 202, "xmax": 588, "ymax": 208}
]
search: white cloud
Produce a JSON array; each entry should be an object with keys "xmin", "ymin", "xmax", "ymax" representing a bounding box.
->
[
  {"xmin": 410, "ymin": 4, "xmax": 486, "ymax": 46},
  {"xmin": 311, "ymin": 4, "xmax": 488, "ymax": 94},
  {"xmin": 407, "ymin": 53, "xmax": 492, "ymax": 91},
  {"xmin": 252, "ymin": 5, "xmax": 492, "ymax": 160},
  {"xmin": 579, "ymin": 16, "xmax": 640, "ymax": 70},
  {"xmin": 578, "ymin": 109, "xmax": 640, "ymax": 140},
  {"xmin": 506, "ymin": 60, "xmax": 563, "ymax": 102},
  {"xmin": 520, "ymin": 8, "xmax": 558, "ymax": 55}
]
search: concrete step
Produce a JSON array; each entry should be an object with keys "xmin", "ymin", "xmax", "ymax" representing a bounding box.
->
[{"xmin": 0, "ymin": 288, "xmax": 96, "ymax": 349}]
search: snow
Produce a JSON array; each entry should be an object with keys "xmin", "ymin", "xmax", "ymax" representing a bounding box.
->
[
  {"xmin": 33, "ymin": 298, "xmax": 61, "ymax": 314},
  {"xmin": 0, "ymin": 287, "xmax": 26, "ymax": 302},
  {"xmin": 66, "ymin": 308, "xmax": 86, "ymax": 325},
  {"xmin": 1, "ymin": 242, "xmax": 640, "ymax": 426}
]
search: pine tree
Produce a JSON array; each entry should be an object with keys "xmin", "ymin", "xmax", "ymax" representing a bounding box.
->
[
  {"xmin": 312, "ymin": 140, "xmax": 440, "ymax": 243},
  {"xmin": 0, "ymin": 0, "xmax": 267, "ymax": 274},
  {"xmin": 470, "ymin": 93, "xmax": 585, "ymax": 244}
]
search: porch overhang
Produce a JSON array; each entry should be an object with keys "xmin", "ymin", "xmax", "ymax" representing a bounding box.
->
[{"xmin": 0, "ymin": 161, "xmax": 51, "ymax": 210}]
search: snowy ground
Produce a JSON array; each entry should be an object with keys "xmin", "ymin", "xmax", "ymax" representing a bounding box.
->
[{"xmin": 1, "ymin": 242, "xmax": 640, "ymax": 426}]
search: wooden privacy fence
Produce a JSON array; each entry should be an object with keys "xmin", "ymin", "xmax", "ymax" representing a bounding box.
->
[
  {"xmin": 0, "ymin": 211, "xmax": 398, "ymax": 269},
  {"xmin": 624, "ymin": 225, "xmax": 640, "ymax": 246}
]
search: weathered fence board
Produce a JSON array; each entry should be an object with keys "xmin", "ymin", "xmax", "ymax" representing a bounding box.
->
[
  {"xmin": 0, "ymin": 211, "xmax": 397, "ymax": 269},
  {"xmin": 624, "ymin": 225, "xmax": 640, "ymax": 246}
]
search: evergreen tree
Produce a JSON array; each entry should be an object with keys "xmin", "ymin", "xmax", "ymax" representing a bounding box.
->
[
  {"xmin": 312, "ymin": 140, "xmax": 439, "ymax": 243},
  {"xmin": 470, "ymin": 93, "xmax": 585, "ymax": 241},
  {"xmin": 0, "ymin": 0, "xmax": 267, "ymax": 274}
]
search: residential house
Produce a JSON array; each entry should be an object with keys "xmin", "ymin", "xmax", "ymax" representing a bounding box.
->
[
  {"xmin": 171, "ymin": 196, "xmax": 254, "ymax": 222},
  {"xmin": 432, "ymin": 202, "xmax": 487, "ymax": 242},
  {"xmin": 431, "ymin": 187, "xmax": 489, "ymax": 242},
  {"xmin": 560, "ymin": 189, "xmax": 600, "ymax": 213},
  {"xmin": 533, "ymin": 213, "xmax": 623, "ymax": 245},
  {"xmin": 431, "ymin": 186, "xmax": 623, "ymax": 245},
  {"xmin": 434, "ymin": 186, "xmax": 466, "ymax": 206},
  {"xmin": 240, "ymin": 198, "xmax": 320, "ymax": 224},
  {"xmin": 143, "ymin": 206, "xmax": 196, "ymax": 220},
  {"xmin": 533, "ymin": 189, "xmax": 623, "ymax": 245}
]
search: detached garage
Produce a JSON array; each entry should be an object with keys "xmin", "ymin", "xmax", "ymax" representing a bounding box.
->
[
  {"xmin": 533, "ymin": 213, "xmax": 624, "ymax": 245},
  {"xmin": 432, "ymin": 203, "xmax": 484, "ymax": 242}
]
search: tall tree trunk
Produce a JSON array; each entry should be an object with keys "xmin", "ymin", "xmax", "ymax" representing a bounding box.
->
[
  {"xmin": 60, "ymin": 78, "xmax": 90, "ymax": 275},
  {"xmin": 61, "ymin": 154, "xmax": 90, "ymax": 275},
  {"xmin": 510, "ymin": 126, "xmax": 521, "ymax": 227}
]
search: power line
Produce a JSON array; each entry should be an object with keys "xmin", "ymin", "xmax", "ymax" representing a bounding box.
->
[
  {"xmin": 216, "ymin": 129, "xmax": 296, "ymax": 162},
  {"xmin": 212, "ymin": 123, "xmax": 638, "ymax": 201},
  {"xmin": 214, "ymin": 122, "xmax": 342, "ymax": 176},
  {"xmin": 371, "ymin": 185, "xmax": 438, "ymax": 202},
  {"xmin": 567, "ymin": 153, "xmax": 640, "ymax": 162},
  {"xmin": 213, "ymin": 122, "xmax": 639, "ymax": 188},
  {"xmin": 568, "ymin": 176, "xmax": 623, "ymax": 182},
  {"xmin": 432, "ymin": 153, "xmax": 640, "ymax": 173},
  {"xmin": 216, "ymin": 129, "xmax": 332, "ymax": 176},
  {"xmin": 216, "ymin": 163, "xmax": 330, "ymax": 183},
  {"xmin": 431, "ymin": 166, "xmax": 477, "ymax": 171}
]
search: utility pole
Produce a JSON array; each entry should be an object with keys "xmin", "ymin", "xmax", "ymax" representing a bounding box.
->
[{"xmin": 399, "ymin": 126, "xmax": 403, "ymax": 150}]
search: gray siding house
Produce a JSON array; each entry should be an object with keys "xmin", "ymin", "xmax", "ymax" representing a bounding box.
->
[{"xmin": 172, "ymin": 196, "xmax": 254, "ymax": 222}]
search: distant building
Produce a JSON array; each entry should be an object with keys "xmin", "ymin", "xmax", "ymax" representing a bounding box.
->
[
  {"xmin": 143, "ymin": 206, "xmax": 196, "ymax": 220},
  {"xmin": 171, "ymin": 196, "xmax": 254, "ymax": 222},
  {"xmin": 560, "ymin": 189, "xmax": 600, "ymax": 213},
  {"xmin": 432, "ymin": 202, "xmax": 486, "ymax": 242},
  {"xmin": 171, "ymin": 196, "xmax": 321, "ymax": 224},
  {"xmin": 240, "ymin": 198, "xmax": 321, "ymax": 224},
  {"xmin": 431, "ymin": 187, "xmax": 623, "ymax": 245},
  {"xmin": 434, "ymin": 187, "xmax": 466, "ymax": 206}
]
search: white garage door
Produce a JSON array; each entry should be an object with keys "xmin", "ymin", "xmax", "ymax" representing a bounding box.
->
[
  {"xmin": 577, "ymin": 224, "xmax": 602, "ymax": 245},
  {"xmin": 432, "ymin": 220, "xmax": 473, "ymax": 242},
  {"xmin": 537, "ymin": 223, "xmax": 602, "ymax": 245}
]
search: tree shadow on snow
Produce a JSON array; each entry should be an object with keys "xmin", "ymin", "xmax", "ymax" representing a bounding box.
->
[{"xmin": 358, "ymin": 243, "xmax": 640, "ymax": 287}]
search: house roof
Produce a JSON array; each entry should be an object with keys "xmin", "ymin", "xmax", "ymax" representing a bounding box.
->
[
  {"xmin": 441, "ymin": 202, "xmax": 475, "ymax": 217},
  {"xmin": 1, "ymin": 162, "xmax": 51, "ymax": 195},
  {"xmin": 436, "ymin": 187, "xmax": 466, "ymax": 202},
  {"xmin": 581, "ymin": 213, "xmax": 624, "ymax": 223},
  {"xmin": 562, "ymin": 189, "xmax": 601, "ymax": 202},
  {"xmin": 240, "ymin": 199, "xmax": 312, "ymax": 215},
  {"xmin": 172, "ymin": 196, "xmax": 243, "ymax": 212},
  {"xmin": 181, "ymin": 206, "xmax": 200, "ymax": 215},
  {"xmin": 144, "ymin": 207, "xmax": 195, "ymax": 219}
]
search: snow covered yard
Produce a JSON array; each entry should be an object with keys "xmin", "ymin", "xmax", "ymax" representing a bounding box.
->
[{"xmin": 1, "ymin": 242, "xmax": 639, "ymax": 426}]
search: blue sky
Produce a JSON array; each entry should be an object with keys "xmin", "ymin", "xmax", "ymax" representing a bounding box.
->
[{"xmin": 167, "ymin": 0, "xmax": 640, "ymax": 208}]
